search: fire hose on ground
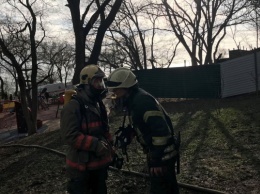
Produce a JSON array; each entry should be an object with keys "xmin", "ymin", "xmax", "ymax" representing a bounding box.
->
[{"xmin": 0, "ymin": 144, "xmax": 227, "ymax": 194}]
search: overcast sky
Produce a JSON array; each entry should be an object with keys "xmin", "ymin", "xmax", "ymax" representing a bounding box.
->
[
  {"xmin": 28, "ymin": 0, "xmax": 258, "ymax": 66},
  {"xmin": 0, "ymin": 1, "xmax": 258, "ymax": 74}
]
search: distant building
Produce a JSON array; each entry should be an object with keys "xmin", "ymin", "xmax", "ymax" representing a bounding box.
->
[
  {"xmin": 229, "ymin": 48, "xmax": 260, "ymax": 59},
  {"xmin": 216, "ymin": 48, "xmax": 260, "ymax": 63}
]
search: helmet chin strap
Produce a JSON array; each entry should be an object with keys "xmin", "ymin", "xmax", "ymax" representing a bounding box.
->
[
  {"xmin": 81, "ymin": 85, "xmax": 96, "ymax": 99},
  {"xmin": 90, "ymin": 84, "xmax": 106, "ymax": 98},
  {"xmin": 81, "ymin": 84, "xmax": 106, "ymax": 100},
  {"xmin": 100, "ymin": 89, "xmax": 108, "ymax": 100}
]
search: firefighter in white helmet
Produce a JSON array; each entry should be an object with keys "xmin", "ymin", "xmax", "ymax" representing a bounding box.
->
[
  {"xmin": 61, "ymin": 64, "xmax": 114, "ymax": 194},
  {"xmin": 106, "ymin": 67, "xmax": 179, "ymax": 194}
]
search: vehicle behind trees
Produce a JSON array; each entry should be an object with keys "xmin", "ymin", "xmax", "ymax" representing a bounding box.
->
[{"xmin": 38, "ymin": 83, "xmax": 65, "ymax": 97}]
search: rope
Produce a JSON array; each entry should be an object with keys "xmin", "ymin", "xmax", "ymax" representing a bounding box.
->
[{"xmin": 0, "ymin": 144, "xmax": 227, "ymax": 194}]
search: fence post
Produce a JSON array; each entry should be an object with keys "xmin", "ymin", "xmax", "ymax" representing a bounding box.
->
[{"xmin": 254, "ymin": 50, "xmax": 259, "ymax": 96}]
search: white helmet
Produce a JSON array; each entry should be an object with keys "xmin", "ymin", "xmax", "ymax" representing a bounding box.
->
[
  {"xmin": 80, "ymin": 64, "xmax": 105, "ymax": 85},
  {"xmin": 79, "ymin": 65, "xmax": 106, "ymax": 95},
  {"xmin": 106, "ymin": 67, "xmax": 138, "ymax": 89}
]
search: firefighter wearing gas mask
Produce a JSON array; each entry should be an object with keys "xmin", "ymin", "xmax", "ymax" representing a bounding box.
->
[
  {"xmin": 60, "ymin": 64, "xmax": 114, "ymax": 194},
  {"xmin": 106, "ymin": 67, "xmax": 179, "ymax": 194}
]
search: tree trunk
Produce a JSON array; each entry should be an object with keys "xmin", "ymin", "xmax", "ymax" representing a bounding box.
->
[
  {"xmin": 0, "ymin": 76, "xmax": 4, "ymax": 98},
  {"xmin": 17, "ymin": 71, "xmax": 37, "ymax": 135},
  {"xmin": 72, "ymin": 34, "xmax": 86, "ymax": 85},
  {"xmin": 88, "ymin": 0, "xmax": 123, "ymax": 64},
  {"xmin": 68, "ymin": 0, "xmax": 122, "ymax": 84}
]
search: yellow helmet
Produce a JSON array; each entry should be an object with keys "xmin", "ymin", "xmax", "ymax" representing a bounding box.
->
[
  {"xmin": 106, "ymin": 67, "xmax": 138, "ymax": 89},
  {"xmin": 80, "ymin": 64, "xmax": 105, "ymax": 85}
]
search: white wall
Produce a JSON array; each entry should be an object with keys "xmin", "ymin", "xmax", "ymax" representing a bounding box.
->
[{"xmin": 220, "ymin": 51, "xmax": 260, "ymax": 98}]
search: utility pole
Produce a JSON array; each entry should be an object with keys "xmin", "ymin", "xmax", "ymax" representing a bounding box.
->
[
  {"xmin": 253, "ymin": 0, "xmax": 260, "ymax": 48},
  {"xmin": 256, "ymin": 4, "xmax": 259, "ymax": 48}
]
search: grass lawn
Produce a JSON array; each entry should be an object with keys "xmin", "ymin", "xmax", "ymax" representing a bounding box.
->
[{"xmin": 0, "ymin": 93, "xmax": 259, "ymax": 194}]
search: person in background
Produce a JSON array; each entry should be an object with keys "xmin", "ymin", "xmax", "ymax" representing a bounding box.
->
[
  {"xmin": 9, "ymin": 94, "xmax": 13, "ymax": 101},
  {"xmin": 9, "ymin": 94, "xmax": 15, "ymax": 114},
  {"xmin": 106, "ymin": 67, "xmax": 179, "ymax": 194},
  {"xmin": 60, "ymin": 64, "xmax": 114, "ymax": 194},
  {"xmin": 40, "ymin": 87, "xmax": 47, "ymax": 97},
  {"xmin": 44, "ymin": 90, "xmax": 50, "ymax": 103},
  {"xmin": 40, "ymin": 87, "xmax": 50, "ymax": 103}
]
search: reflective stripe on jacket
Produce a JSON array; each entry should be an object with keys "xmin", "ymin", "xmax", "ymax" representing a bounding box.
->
[
  {"xmin": 126, "ymin": 88, "xmax": 177, "ymax": 167},
  {"xmin": 60, "ymin": 88, "xmax": 113, "ymax": 176}
]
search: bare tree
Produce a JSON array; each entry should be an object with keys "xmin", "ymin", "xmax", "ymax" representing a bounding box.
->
[
  {"xmin": 66, "ymin": 0, "xmax": 123, "ymax": 84},
  {"xmin": 37, "ymin": 41, "xmax": 75, "ymax": 87},
  {"xmin": 0, "ymin": 75, "xmax": 5, "ymax": 98},
  {"xmin": 0, "ymin": 59, "xmax": 19, "ymax": 95},
  {"xmin": 53, "ymin": 43, "xmax": 75, "ymax": 87},
  {"xmin": 101, "ymin": 0, "xmax": 179, "ymax": 70},
  {"xmin": 248, "ymin": 0, "xmax": 260, "ymax": 48},
  {"xmin": 162, "ymin": 0, "xmax": 252, "ymax": 66},
  {"xmin": 0, "ymin": 0, "xmax": 52, "ymax": 135}
]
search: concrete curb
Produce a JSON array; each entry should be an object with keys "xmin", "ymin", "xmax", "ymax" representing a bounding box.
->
[{"xmin": 0, "ymin": 124, "xmax": 48, "ymax": 144}]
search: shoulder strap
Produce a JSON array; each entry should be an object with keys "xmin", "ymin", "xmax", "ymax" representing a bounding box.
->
[
  {"xmin": 71, "ymin": 95, "xmax": 89, "ymax": 133},
  {"xmin": 97, "ymin": 98, "xmax": 109, "ymax": 131},
  {"xmin": 72, "ymin": 95, "xmax": 109, "ymax": 132},
  {"xmin": 71, "ymin": 95, "xmax": 88, "ymax": 116}
]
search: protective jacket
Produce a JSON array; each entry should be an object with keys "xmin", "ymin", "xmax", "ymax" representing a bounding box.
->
[
  {"xmin": 125, "ymin": 87, "xmax": 177, "ymax": 167},
  {"xmin": 60, "ymin": 87, "xmax": 113, "ymax": 178}
]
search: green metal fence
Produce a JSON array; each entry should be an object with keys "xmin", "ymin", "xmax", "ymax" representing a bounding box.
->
[{"xmin": 133, "ymin": 65, "xmax": 221, "ymax": 98}]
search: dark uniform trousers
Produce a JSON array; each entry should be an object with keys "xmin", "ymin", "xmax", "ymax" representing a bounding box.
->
[
  {"xmin": 67, "ymin": 167, "xmax": 108, "ymax": 194},
  {"xmin": 149, "ymin": 158, "xmax": 179, "ymax": 194}
]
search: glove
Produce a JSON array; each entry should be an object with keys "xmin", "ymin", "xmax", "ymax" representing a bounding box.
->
[
  {"xmin": 110, "ymin": 153, "xmax": 124, "ymax": 169},
  {"xmin": 150, "ymin": 166, "xmax": 167, "ymax": 177},
  {"xmin": 104, "ymin": 131, "xmax": 114, "ymax": 145},
  {"xmin": 95, "ymin": 140, "xmax": 109, "ymax": 157}
]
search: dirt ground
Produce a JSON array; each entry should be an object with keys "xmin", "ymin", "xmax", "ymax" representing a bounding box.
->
[
  {"xmin": 0, "ymin": 103, "xmax": 60, "ymax": 135},
  {"xmin": 0, "ymin": 96, "xmax": 260, "ymax": 194}
]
